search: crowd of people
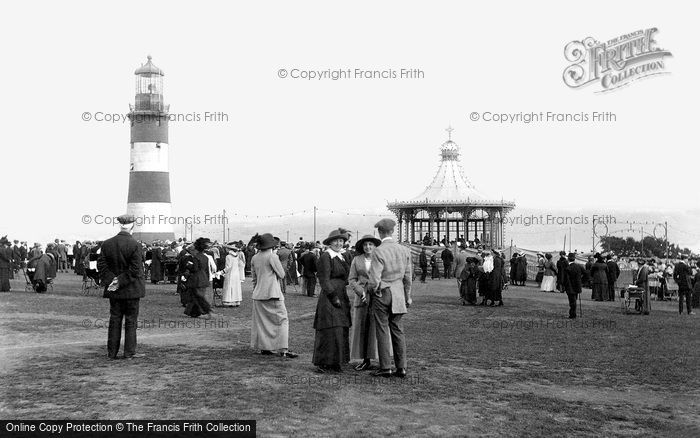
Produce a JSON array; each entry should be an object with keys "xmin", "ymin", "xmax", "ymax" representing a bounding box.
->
[
  {"xmin": 85, "ymin": 216, "xmax": 413, "ymax": 375},
  {"xmin": 3, "ymin": 220, "xmax": 698, "ymax": 372},
  {"xmin": 0, "ymin": 237, "xmax": 96, "ymax": 293}
]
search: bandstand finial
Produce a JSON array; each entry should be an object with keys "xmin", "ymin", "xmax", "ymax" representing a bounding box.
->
[{"xmin": 445, "ymin": 125, "xmax": 453, "ymax": 141}]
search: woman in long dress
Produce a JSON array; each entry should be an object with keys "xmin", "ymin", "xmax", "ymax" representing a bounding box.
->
[
  {"xmin": 348, "ymin": 234, "xmax": 383, "ymax": 370},
  {"xmin": 0, "ymin": 237, "xmax": 12, "ymax": 292},
  {"xmin": 313, "ymin": 229, "xmax": 352, "ymax": 373},
  {"xmin": 151, "ymin": 243, "xmax": 164, "ymax": 284},
  {"xmin": 479, "ymin": 252, "xmax": 494, "ymax": 305},
  {"xmin": 590, "ymin": 253, "xmax": 609, "ymax": 301},
  {"xmin": 460, "ymin": 257, "xmax": 479, "ymax": 305},
  {"xmin": 220, "ymin": 243, "xmax": 245, "ymax": 307},
  {"xmin": 516, "ymin": 253, "xmax": 528, "ymax": 286},
  {"xmin": 250, "ymin": 233, "xmax": 297, "ymax": 358},
  {"xmin": 182, "ymin": 238, "xmax": 215, "ymax": 319},
  {"xmin": 540, "ymin": 253, "xmax": 558, "ymax": 292}
]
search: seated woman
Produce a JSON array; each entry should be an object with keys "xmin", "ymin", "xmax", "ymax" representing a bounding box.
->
[{"xmin": 348, "ymin": 235, "xmax": 385, "ymax": 370}]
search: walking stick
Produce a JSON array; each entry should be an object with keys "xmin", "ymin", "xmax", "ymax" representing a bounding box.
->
[{"xmin": 579, "ymin": 293, "xmax": 583, "ymax": 318}]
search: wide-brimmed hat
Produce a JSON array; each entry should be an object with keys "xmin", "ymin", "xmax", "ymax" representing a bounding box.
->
[
  {"xmin": 355, "ymin": 235, "xmax": 381, "ymax": 254},
  {"xmin": 257, "ymin": 233, "xmax": 277, "ymax": 250},
  {"xmin": 0, "ymin": 236, "xmax": 9, "ymax": 246},
  {"xmin": 224, "ymin": 241, "xmax": 240, "ymax": 251},
  {"xmin": 194, "ymin": 237, "xmax": 212, "ymax": 251},
  {"xmin": 323, "ymin": 229, "xmax": 349, "ymax": 246}
]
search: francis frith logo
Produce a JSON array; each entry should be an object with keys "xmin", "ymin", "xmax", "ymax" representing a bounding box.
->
[{"xmin": 563, "ymin": 28, "xmax": 672, "ymax": 92}]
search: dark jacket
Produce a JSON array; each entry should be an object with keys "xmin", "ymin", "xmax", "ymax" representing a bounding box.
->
[
  {"xmin": 693, "ymin": 271, "xmax": 700, "ymax": 293},
  {"xmin": 419, "ymin": 251, "xmax": 428, "ymax": 268},
  {"xmin": 314, "ymin": 252, "xmax": 351, "ymax": 330},
  {"xmin": 590, "ymin": 261, "xmax": 608, "ymax": 285},
  {"xmin": 564, "ymin": 262, "xmax": 585, "ymax": 294},
  {"xmin": 0, "ymin": 247, "xmax": 12, "ymax": 269},
  {"xmin": 180, "ymin": 249, "xmax": 210, "ymax": 289},
  {"xmin": 98, "ymin": 231, "xmax": 146, "ymax": 299},
  {"xmin": 673, "ymin": 261, "xmax": 693, "ymax": 292},
  {"xmin": 606, "ymin": 260, "xmax": 620, "ymax": 284},
  {"xmin": 556, "ymin": 257, "xmax": 568, "ymax": 282},
  {"xmin": 441, "ymin": 248, "xmax": 454, "ymax": 264},
  {"xmin": 299, "ymin": 251, "xmax": 318, "ymax": 278}
]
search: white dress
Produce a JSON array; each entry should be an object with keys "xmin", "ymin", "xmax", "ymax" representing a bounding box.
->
[{"xmin": 222, "ymin": 253, "xmax": 245, "ymax": 306}]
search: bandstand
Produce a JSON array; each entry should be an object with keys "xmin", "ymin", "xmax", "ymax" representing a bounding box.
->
[{"xmin": 387, "ymin": 128, "xmax": 515, "ymax": 248}]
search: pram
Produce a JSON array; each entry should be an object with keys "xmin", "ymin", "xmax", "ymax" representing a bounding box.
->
[
  {"xmin": 621, "ymin": 285, "xmax": 649, "ymax": 314},
  {"xmin": 23, "ymin": 267, "xmax": 53, "ymax": 293},
  {"xmin": 163, "ymin": 257, "xmax": 179, "ymax": 284},
  {"xmin": 82, "ymin": 258, "xmax": 101, "ymax": 295}
]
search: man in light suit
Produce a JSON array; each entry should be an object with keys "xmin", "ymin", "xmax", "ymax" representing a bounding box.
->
[
  {"xmin": 368, "ymin": 218, "xmax": 412, "ymax": 378},
  {"xmin": 673, "ymin": 255, "xmax": 694, "ymax": 315}
]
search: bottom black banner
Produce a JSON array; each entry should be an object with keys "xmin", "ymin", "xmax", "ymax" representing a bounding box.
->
[{"xmin": 1, "ymin": 420, "xmax": 256, "ymax": 437}]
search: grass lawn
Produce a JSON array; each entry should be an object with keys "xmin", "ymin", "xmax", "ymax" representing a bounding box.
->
[{"xmin": 1, "ymin": 273, "xmax": 699, "ymax": 437}]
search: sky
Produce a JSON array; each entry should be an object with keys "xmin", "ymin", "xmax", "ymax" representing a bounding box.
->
[{"xmin": 1, "ymin": 1, "xmax": 698, "ymax": 250}]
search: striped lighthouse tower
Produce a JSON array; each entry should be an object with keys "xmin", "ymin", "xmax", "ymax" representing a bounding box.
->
[{"xmin": 126, "ymin": 55, "xmax": 175, "ymax": 243}]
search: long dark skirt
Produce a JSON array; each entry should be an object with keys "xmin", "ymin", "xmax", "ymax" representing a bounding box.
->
[
  {"xmin": 0, "ymin": 268, "xmax": 11, "ymax": 291},
  {"xmin": 591, "ymin": 283, "xmax": 607, "ymax": 301},
  {"xmin": 178, "ymin": 281, "xmax": 190, "ymax": 307},
  {"xmin": 184, "ymin": 286, "xmax": 211, "ymax": 317},
  {"xmin": 478, "ymin": 276, "xmax": 491, "ymax": 299},
  {"xmin": 151, "ymin": 260, "xmax": 163, "ymax": 283},
  {"xmin": 313, "ymin": 326, "xmax": 350, "ymax": 367},
  {"xmin": 461, "ymin": 278, "xmax": 477, "ymax": 304},
  {"xmin": 492, "ymin": 284, "xmax": 503, "ymax": 302}
]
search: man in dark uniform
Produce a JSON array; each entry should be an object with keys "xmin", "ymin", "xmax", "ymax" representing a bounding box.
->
[
  {"xmin": 419, "ymin": 247, "xmax": 428, "ymax": 283},
  {"xmin": 556, "ymin": 251, "xmax": 568, "ymax": 293},
  {"xmin": 19, "ymin": 242, "xmax": 28, "ymax": 270},
  {"xmin": 605, "ymin": 254, "xmax": 620, "ymax": 301},
  {"xmin": 673, "ymin": 255, "xmax": 694, "ymax": 315},
  {"xmin": 441, "ymin": 247, "xmax": 454, "ymax": 279},
  {"xmin": 563, "ymin": 253, "xmax": 584, "ymax": 318},
  {"xmin": 11, "ymin": 240, "xmax": 22, "ymax": 274},
  {"xmin": 430, "ymin": 250, "xmax": 440, "ymax": 279},
  {"xmin": 299, "ymin": 243, "xmax": 318, "ymax": 297},
  {"xmin": 97, "ymin": 214, "xmax": 146, "ymax": 360}
]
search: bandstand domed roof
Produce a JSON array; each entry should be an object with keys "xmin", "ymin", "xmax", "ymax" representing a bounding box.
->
[
  {"xmin": 135, "ymin": 55, "xmax": 164, "ymax": 76},
  {"xmin": 387, "ymin": 127, "xmax": 515, "ymax": 210}
]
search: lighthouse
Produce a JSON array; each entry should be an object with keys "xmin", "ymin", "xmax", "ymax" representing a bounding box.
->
[{"xmin": 126, "ymin": 55, "xmax": 175, "ymax": 243}]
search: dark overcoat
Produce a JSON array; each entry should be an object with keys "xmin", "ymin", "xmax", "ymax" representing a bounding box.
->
[
  {"xmin": 98, "ymin": 231, "xmax": 146, "ymax": 299},
  {"xmin": 313, "ymin": 252, "xmax": 351, "ymax": 330}
]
